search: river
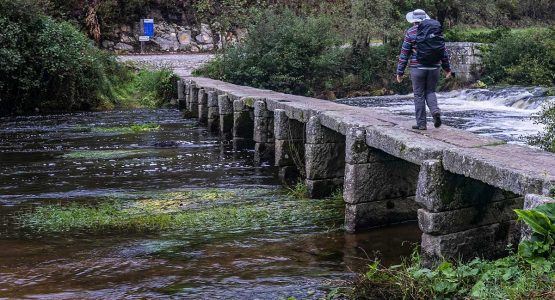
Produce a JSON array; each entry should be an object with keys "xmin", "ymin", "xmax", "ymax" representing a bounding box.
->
[
  {"xmin": 0, "ymin": 109, "xmax": 419, "ymax": 299},
  {"xmin": 1, "ymin": 85, "xmax": 552, "ymax": 299}
]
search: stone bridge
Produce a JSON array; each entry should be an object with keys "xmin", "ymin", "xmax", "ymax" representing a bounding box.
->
[{"xmin": 177, "ymin": 76, "xmax": 555, "ymax": 265}]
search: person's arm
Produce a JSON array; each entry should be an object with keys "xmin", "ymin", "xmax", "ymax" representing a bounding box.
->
[{"xmin": 396, "ymin": 29, "xmax": 413, "ymax": 77}]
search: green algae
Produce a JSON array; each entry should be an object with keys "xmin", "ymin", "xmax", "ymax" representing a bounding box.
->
[
  {"xmin": 62, "ymin": 150, "xmax": 149, "ymax": 160},
  {"xmin": 92, "ymin": 123, "xmax": 161, "ymax": 133},
  {"xmin": 17, "ymin": 188, "xmax": 344, "ymax": 234}
]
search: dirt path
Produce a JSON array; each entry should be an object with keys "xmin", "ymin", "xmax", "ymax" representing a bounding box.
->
[{"xmin": 118, "ymin": 54, "xmax": 214, "ymax": 76}]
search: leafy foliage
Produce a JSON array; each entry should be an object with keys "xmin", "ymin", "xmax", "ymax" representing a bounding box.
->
[
  {"xmin": 515, "ymin": 203, "xmax": 555, "ymax": 260},
  {"xmin": 352, "ymin": 204, "xmax": 555, "ymax": 300},
  {"xmin": 482, "ymin": 28, "xmax": 555, "ymax": 87},
  {"xmin": 0, "ymin": 0, "xmax": 123, "ymax": 115},
  {"xmin": 195, "ymin": 10, "xmax": 344, "ymax": 96}
]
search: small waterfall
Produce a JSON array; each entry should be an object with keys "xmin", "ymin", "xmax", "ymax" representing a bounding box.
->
[{"xmin": 444, "ymin": 87, "xmax": 555, "ymax": 110}]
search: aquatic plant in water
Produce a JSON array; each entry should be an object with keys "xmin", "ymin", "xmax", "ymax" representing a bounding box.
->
[
  {"xmin": 92, "ymin": 123, "xmax": 161, "ymax": 133},
  {"xmin": 17, "ymin": 189, "xmax": 344, "ymax": 235},
  {"xmin": 62, "ymin": 150, "xmax": 149, "ymax": 160}
]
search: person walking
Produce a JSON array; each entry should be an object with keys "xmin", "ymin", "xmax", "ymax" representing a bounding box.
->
[{"xmin": 396, "ymin": 9, "xmax": 452, "ymax": 130}]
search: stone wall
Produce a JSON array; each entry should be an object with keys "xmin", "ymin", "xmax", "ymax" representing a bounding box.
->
[
  {"xmin": 445, "ymin": 42, "xmax": 484, "ymax": 82},
  {"xmin": 103, "ymin": 21, "xmax": 246, "ymax": 53}
]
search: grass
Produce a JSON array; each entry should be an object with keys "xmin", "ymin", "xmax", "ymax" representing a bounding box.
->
[
  {"xmin": 92, "ymin": 122, "xmax": 161, "ymax": 133},
  {"xmin": 17, "ymin": 189, "xmax": 345, "ymax": 234},
  {"xmin": 62, "ymin": 149, "xmax": 149, "ymax": 160},
  {"xmin": 112, "ymin": 68, "xmax": 179, "ymax": 109},
  {"xmin": 348, "ymin": 248, "xmax": 555, "ymax": 300},
  {"xmin": 286, "ymin": 181, "xmax": 309, "ymax": 200}
]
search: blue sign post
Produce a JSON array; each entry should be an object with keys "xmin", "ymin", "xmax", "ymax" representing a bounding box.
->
[{"xmin": 140, "ymin": 19, "xmax": 155, "ymax": 53}]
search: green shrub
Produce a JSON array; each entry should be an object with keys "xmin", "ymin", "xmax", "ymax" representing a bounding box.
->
[
  {"xmin": 194, "ymin": 9, "xmax": 345, "ymax": 96},
  {"xmin": 528, "ymin": 102, "xmax": 555, "ymax": 152},
  {"xmin": 445, "ymin": 27, "xmax": 511, "ymax": 43},
  {"xmin": 482, "ymin": 28, "xmax": 555, "ymax": 87},
  {"xmin": 0, "ymin": 0, "xmax": 126, "ymax": 115}
]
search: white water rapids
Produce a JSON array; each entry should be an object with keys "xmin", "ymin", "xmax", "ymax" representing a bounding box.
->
[{"xmin": 338, "ymin": 86, "xmax": 555, "ymax": 145}]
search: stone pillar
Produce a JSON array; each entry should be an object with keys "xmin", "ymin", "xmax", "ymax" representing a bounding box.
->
[
  {"xmin": 274, "ymin": 109, "xmax": 305, "ymax": 184},
  {"xmin": 233, "ymin": 98, "xmax": 254, "ymax": 148},
  {"xmin": 197, "ymin": 88, "xmax": 208, "ymax": 124},
  {"xmin": 344, "ymin": 127, "xmax": 420, "ymax": 233},
  {"xmin": 218, "ymin": 94, "xmax": 233, "ymax": 140},
  {"xmin": 189, "ymin": 83, "xmax": 199, "ymax": 118},
  {"xmin": 416, "ymin": 159, "xmax": 522, "ymax": 267},
  {"xmin": 177, "ymin": 79, "xmax": 186, "ymax": 110},
  {"xmin": 207, "ymin": 91, "xmax": 219, "ymax": 132},
  {"xmin": 253, "ymin": 100, "xmax": 274, "ymax": 165},
  {"xmin": 304, "ymin": 116, "xmax": 345, "ymax": 198}
]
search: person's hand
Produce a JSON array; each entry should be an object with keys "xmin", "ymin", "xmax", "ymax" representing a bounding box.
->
[
  {"xmin": 396, "ymin": 74, "xmax": 403, "ymax": 83},
  {"xmin": 445, "ymin": 70, "xmax": 452, "ymax": 78}
]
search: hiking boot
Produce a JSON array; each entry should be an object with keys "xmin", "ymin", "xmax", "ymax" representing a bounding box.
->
[
  {"xmin": 433, "ymin": 112, "xmax": 442, "ymax": 128},
  {"xmin": 412, "ymin": 125, "xmax": 427, "ymax": 130}
]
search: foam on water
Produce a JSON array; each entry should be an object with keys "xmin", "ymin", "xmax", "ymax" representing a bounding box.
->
[{"xmin": 338, "ymin": 86, "xmax": 555, "ymax": 144}]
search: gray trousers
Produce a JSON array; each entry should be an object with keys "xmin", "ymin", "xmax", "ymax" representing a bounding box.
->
[{"xmin": 410, "ymin": 68, "xmax": 440, "ymax": 127}]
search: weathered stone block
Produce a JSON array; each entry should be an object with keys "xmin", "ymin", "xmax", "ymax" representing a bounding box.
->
[
  {"xmin": 421, "ymin": 221, "xmax": 519, "ymax": 266},
  {"xmin": 198, "ymin": 89, "xmax": 208, "ymax": 124},
  {"xmin": 177, "ymin": 80, "xmax": 185, "ymax": 100},
  {"xmin": 343, "ymin": 158, "xmax": 420, "ymax": 204},
  {"xmin": 218, "ymin": 94, "xmax": 233, "ymax": 115},
  {"xmin": 416, "ymin": 159, "xmax": 520, "ymax": 212},
  {"xmin": 366, "ymin": 126, "xmax": 445, "ymax": 165},
  {"xmin": 274, "ymin": 109, "xmax": 304, "ymax": 140},
  {"xmin": 442, "ymin": 147, "xmax": 545, "ymax": 196},
  {"xmin": 345, "ymin": 197, "xmax": 419, "ymax": 232},
  {"xmin": 189, "ymin": 85, "xmax": 199, "ymax": 117},
  {"xmin": 345, "ymin": 127, "xmax": 370, "ymax": 164},
  {"xmin": 306, "ymin": 178, "xmax": 344, "ymax": 199},
  {"xmin": 306, "ymin": 116, "xmax": 344, "ymax": 144},
  {"xmin": 254, "ymin": 117, "xmax": 270, "ymax": 143},
  {"xmin": 254, "ymin": 100, "xmax": 270, "ymax": 118},
  {"xmin": 305, "ymin": 143, "xmax": 345, "ymax": 180},
  {"xmin": 207, "ymin": 91, "xmax": 218, "ymax": 107},
  {"xmin": 418, "ymin": 197, "xmax": 523, "ymax": 235},
  {"xmin": 234, "ymin": 98, "xmax": 248, "ymax": 112}
]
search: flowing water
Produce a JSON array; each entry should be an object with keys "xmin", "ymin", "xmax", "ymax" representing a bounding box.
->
[
  {"xmin": 0, "ymin": 109, "xmax": 420, "ymax": 299},
  {"xmin": 338, "ymin": 86, "xmax": 555, "ymax": 144}
]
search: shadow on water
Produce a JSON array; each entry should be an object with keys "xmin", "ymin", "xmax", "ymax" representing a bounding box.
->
[{"xmin": 0, "ymin": 109, "xmax": 420, "ymax": 299}]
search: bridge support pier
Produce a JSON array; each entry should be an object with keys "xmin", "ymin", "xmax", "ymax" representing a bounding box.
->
[
  {"xmin": 189, "ymin": 84, "xmax": 199, "ymax": 118},
  {"xmin": 233, "ymin": 98, "xmax": 254, "ymax": 149},
  {"xmin": 177, "ymin": 80, "xmax": 186, "ymax": 110},
  {"xmin": 207, "ymin": 91, "xmax": 219, "ymax": 132},
  {"xmin": 344, "ymin": 128, "xmax": 420, "ymax": 232},
  {"xmin": 218, "ymin": 94, "xmax": 233, "ymax": 140},
  {"xmin": 416, "ymin": 159, "xmax": 522, "ymax": 267},
  {"xmin": 253, "ymin": 100, "xmax": 274, "ymax": 165},
  {"xmin": 304, "ymin": 116, "xmax": 345, "ymax": 198},
  {"xmin": 198, "ymin": 89, "xmax": 208, "ymax": 124},
  {"xmin": 274, "ymin": 109, "xmax": 305, "ymax": 185}
]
